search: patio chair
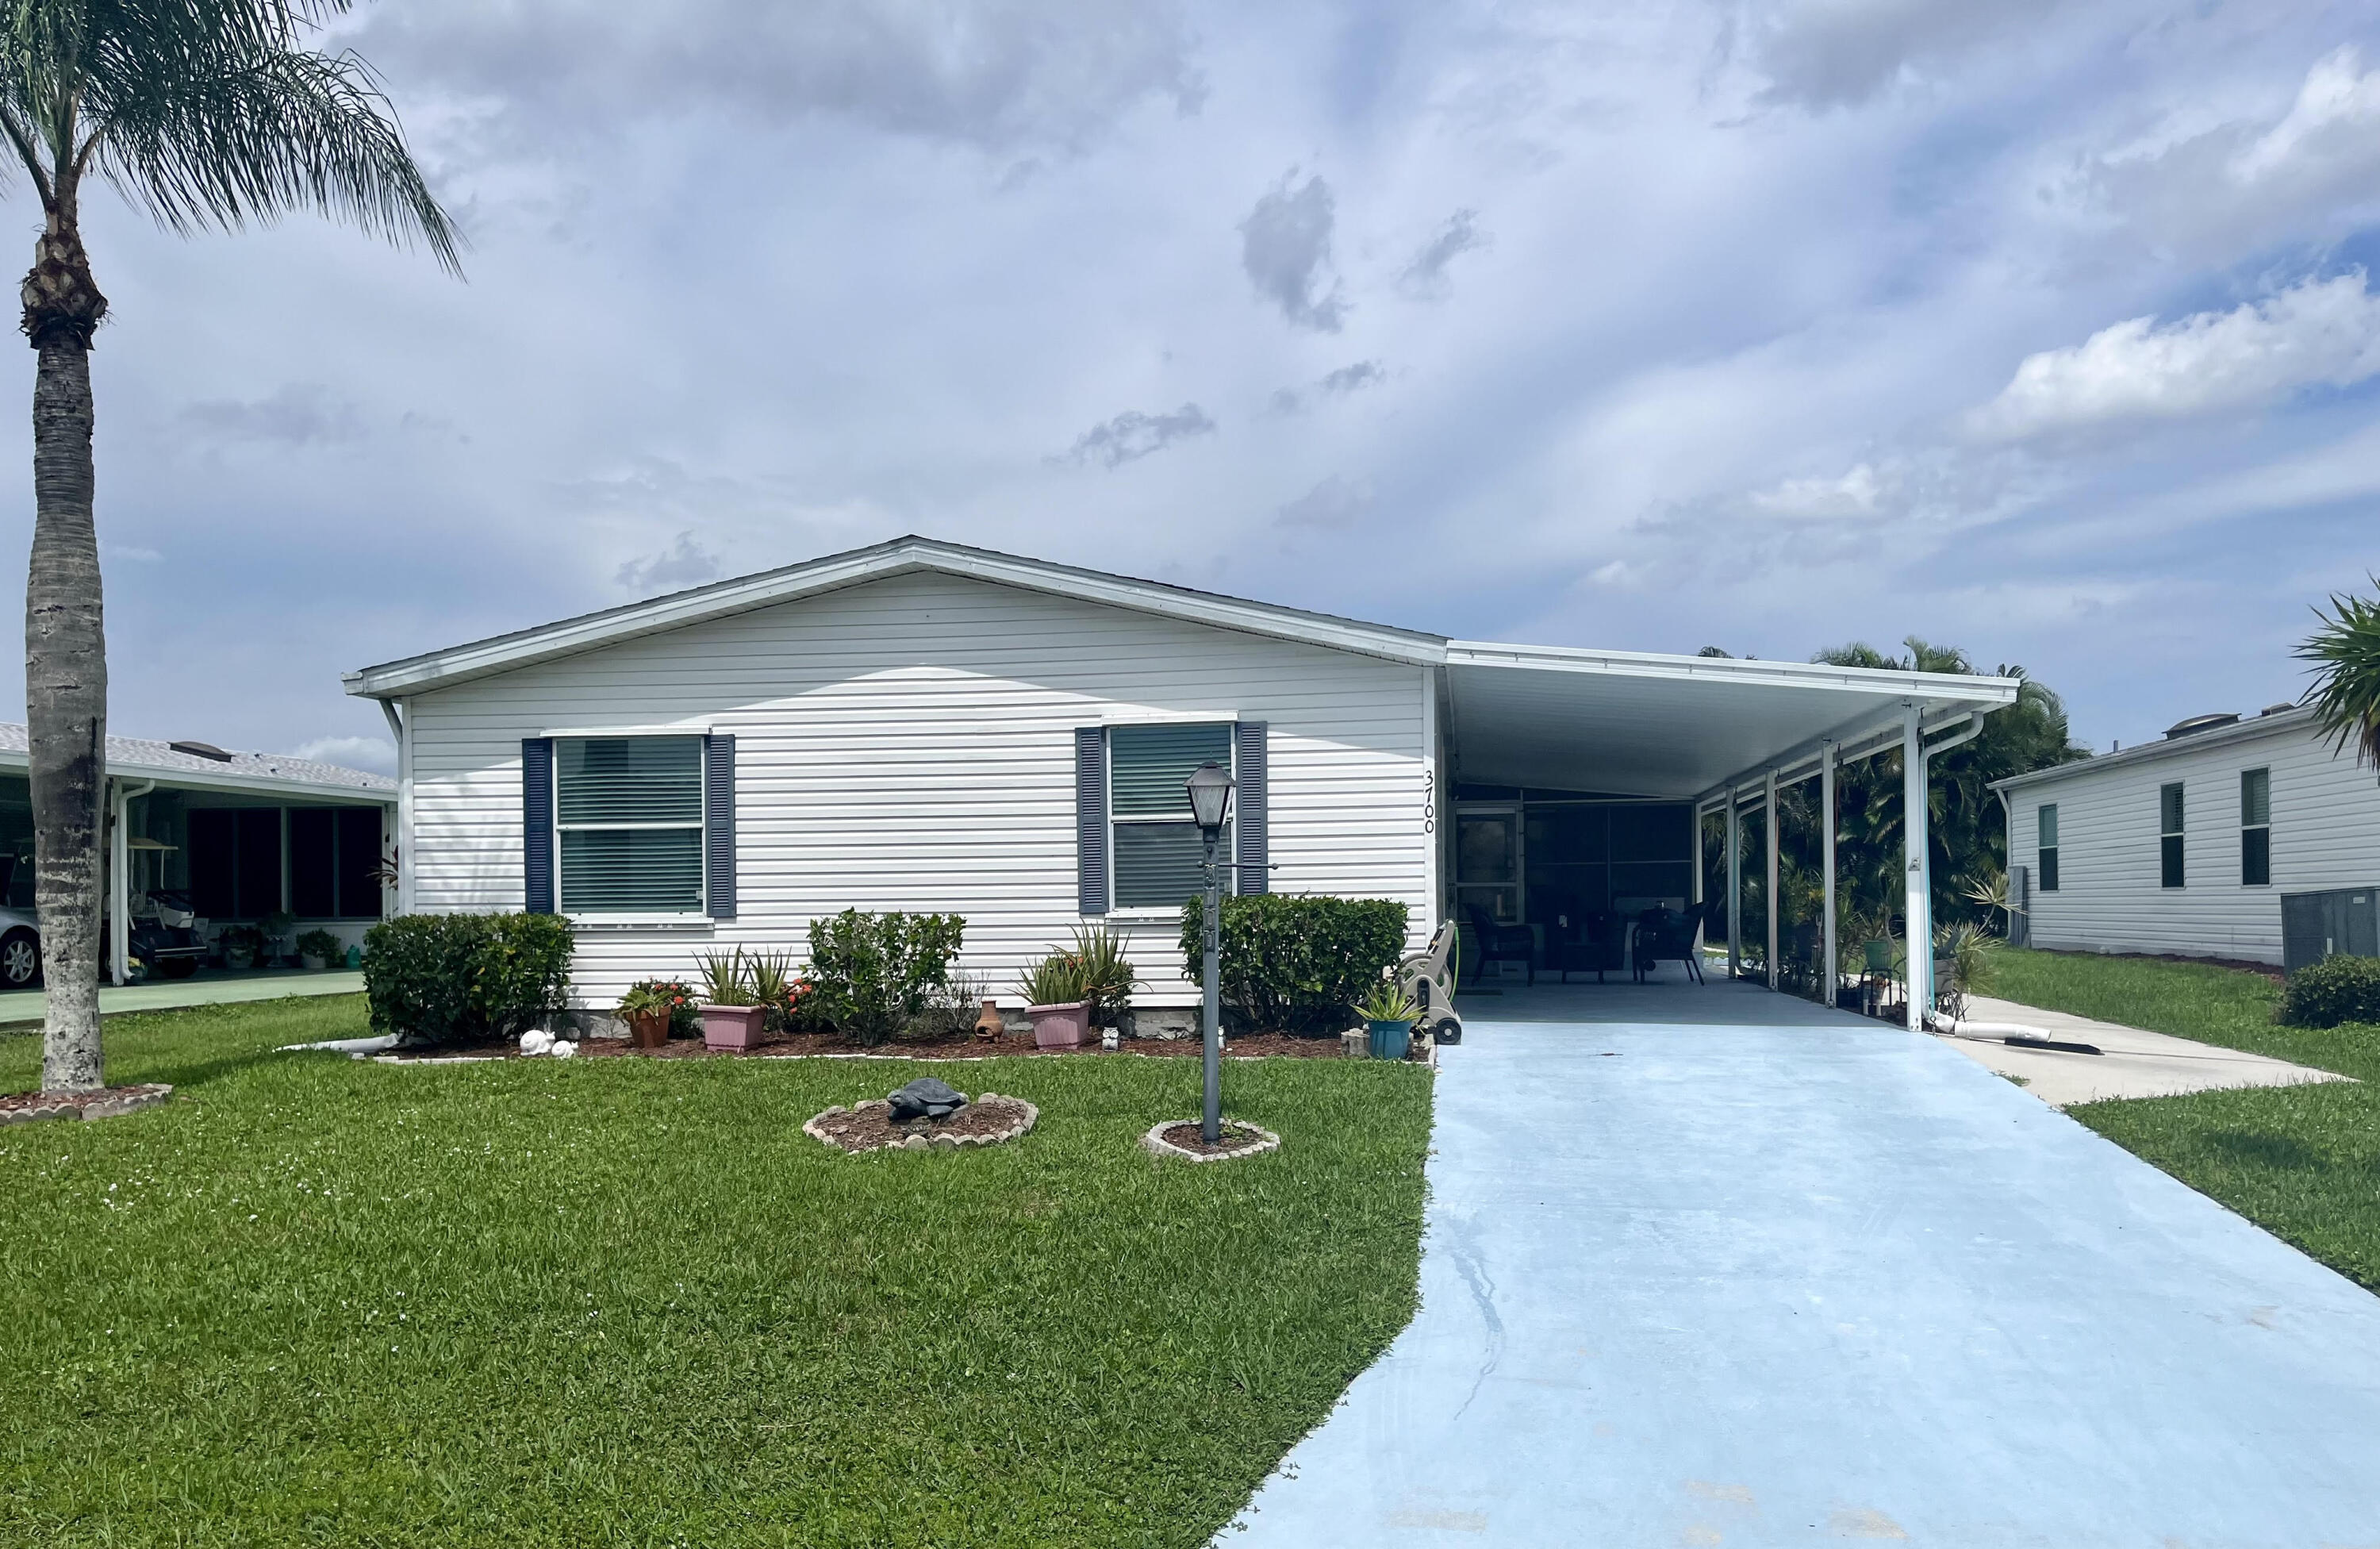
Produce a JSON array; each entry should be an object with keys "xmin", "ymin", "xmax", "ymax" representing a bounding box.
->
[
  {"xmin": 1632, "ymin": 905, "xmax": 1706, "ymax": 985},
  {"xmin": 1398, "ymin": 920, "xmax": 1464, "ymax": 1044},
  {"xmin": 1464, "ymin": 903, "xmax": 1535, "ymax": 986}
]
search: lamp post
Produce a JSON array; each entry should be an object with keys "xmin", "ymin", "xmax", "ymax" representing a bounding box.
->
[{"xmin": 1185, "ymin": 759, "xmax": 1234, "ymax": 1144}]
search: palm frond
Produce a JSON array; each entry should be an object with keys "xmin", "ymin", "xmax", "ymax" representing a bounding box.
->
[
  {"xmin": 88, "ymin": 38, "xmax": 457, "ymax": 269},
  {"xmin": 2297, "ymin": 582, "xmax": 2380, "ymax": 766}
]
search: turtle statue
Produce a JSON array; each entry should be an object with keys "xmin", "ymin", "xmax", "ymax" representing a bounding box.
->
[{"xmin": 887, "ymin": 1076, "xmax": 968, "ymax": 1121}]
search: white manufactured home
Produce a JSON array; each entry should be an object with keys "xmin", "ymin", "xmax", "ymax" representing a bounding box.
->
[
  {"xmin": 1992, "ymin": 704, "xmax": 2380, "ymax": 970},
  {"xmin": 344, "ymin": 538, "xmax": 2016, "ymax": 1017}
]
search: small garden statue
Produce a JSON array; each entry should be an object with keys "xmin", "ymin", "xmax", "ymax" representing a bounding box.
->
[{"xmin": 887, "ymin": 1077, "xmax": 967, "ymax": 1120}]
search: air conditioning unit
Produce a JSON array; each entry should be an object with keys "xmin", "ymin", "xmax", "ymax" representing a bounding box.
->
[{"xmin": 2280, "ymin": 888, "xmax": 2378, "ymax": 973}]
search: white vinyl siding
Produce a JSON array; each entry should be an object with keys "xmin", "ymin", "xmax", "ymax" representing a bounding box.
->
[
  {"xmin": 402, "ymin": 570, "xmax": 1431, "ymax": 1007},
  {"xmin": 2005, "ymin": 715, "xmax": 2380, "ymax": 964}
]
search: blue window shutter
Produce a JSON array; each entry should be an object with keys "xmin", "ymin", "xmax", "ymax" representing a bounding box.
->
[
  {"xmin": 704, "ymin": 733, "xmax": 736, "ymax": 920},
  {"xmin": 1076, "ymin": 727, "xmax": 1109, "ymax": 915},
  {"xmin": 522, "ymin": 738, "xmax": 555, "ymax": 913},
  {"xmin": 1234, "ymin": 721, "xmax": 1269, "ymax": 894}
]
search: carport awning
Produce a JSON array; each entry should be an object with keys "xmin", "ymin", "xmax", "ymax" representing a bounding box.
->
[{"xmin": 1441, "ymin": 644, "xmax": 2018, "ymax": 800}]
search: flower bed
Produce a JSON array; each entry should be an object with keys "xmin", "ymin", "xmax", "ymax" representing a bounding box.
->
[{"xmin": 803, "ymin": 1092, "xmax": 1038, "ymax": 1154}]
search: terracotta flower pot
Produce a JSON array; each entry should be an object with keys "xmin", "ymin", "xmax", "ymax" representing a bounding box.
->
[
  {"xmin": 627, "ymin": 1009, "xmax": 671, "ymax": 1050},
  {"xmin": 1026, "ymin": 1001, "xmax": 1090, "ymax": 1049},
  {"xmin": 701, "ymin": 1004, "xmax": 766, "ymax": 1051}
]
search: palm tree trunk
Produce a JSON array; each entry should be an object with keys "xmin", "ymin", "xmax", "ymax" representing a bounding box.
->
[{"xmin": 23, "ymin": 192, "xmax": 110, "ymax": 1094}]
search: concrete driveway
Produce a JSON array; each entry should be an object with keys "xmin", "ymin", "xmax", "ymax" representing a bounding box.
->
[{"xmin": 1223, "ymin": 980, "xmax": 2380, "ymax": 1547}]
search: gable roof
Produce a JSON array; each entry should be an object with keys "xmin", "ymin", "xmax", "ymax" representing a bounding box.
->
[
  {"xmin": 1988, "ymin": 703, "xmax": 2319, "ymax": 796},
  {"xmin": 344, "ymin": 535, "xmax": 1448, "ymax": 699}
]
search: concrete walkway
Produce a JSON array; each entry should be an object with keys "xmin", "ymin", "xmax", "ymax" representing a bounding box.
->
[
  {"xmin": 1225, "ymin": 982, "xmax": 2380, "ymax": 1547},
  {"xmin": 1937, "ymin": 993, "xmax": 2347, "ymax": 1108},
  {"xmin": 0, "ymin": 968, "xmax": 361, "ymax": 1028}
]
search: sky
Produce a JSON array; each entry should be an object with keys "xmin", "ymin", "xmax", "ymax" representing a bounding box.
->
[{"xmin": 8, "ymin": 0, "xmax": 2380, "ymax": 773}]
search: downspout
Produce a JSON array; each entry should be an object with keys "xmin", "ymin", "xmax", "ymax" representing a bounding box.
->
[{"xmin": 109, "ymin": 779, "xmax": 155, "ymax": 986}]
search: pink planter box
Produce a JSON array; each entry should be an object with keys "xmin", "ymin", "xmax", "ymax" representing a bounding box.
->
[
  {"xmin": 1026, "ymin": 1001, "xmax": 1090, "ymax": 1048},
  {"xmin": 701, "ymin": 1005, "xmax": 766, "ymax": 1051}
]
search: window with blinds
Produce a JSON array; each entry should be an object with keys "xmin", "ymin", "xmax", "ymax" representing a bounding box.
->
[
  {"xmin": 2241, "ymin": 767, "xmax": 2271, "ymax": 887},
  {"xmin": 1108, "ymin": 722, "xmax": 1232, "ymax": 909},
  {"xmin": 555, "ymin": 736, "xmax": 706, "ymax": 913},
  {"xmin": 2037, "ymin": 804, "xmax": 2059, "ymax": 892}
]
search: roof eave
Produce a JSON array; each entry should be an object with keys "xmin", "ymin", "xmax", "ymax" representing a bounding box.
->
[
  {"xmin": 1987, "ymin": 707, "xmax": 2320, "ymax": 794},
  {"xmin": 346, "ymin": 538, "xmax": 1447, "ymax": 699}
]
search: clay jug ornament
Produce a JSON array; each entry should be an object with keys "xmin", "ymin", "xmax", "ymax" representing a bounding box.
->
[{"xmin": 973, "ymin": 1000, "xmax": 1004, "ymax": 1042}]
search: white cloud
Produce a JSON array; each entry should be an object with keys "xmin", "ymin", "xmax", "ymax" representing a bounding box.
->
[
  {"xmin": 2230, "ymin": 47, "xmax": 2380, "ymax": 187},
  {"xmin": 1737, "ymin": 0, "xmax": 2059, "ymax": 110},
  {"xmin": 1968, "ymin": 275, "xmax": 2380, "ymax": 444},
  {"xmin": 292, "ymin": 736, "xmax": 397, "ymax": 774},
  {"xmin": 1747, "ymin": 461, "xmax": 1894, "ymax": 521}
]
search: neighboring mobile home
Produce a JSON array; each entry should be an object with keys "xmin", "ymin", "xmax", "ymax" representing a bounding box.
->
[
  {"xmin": 1992, "ymin": 703, "xmax": 2380, "ymax": 969},
  {"xmin": 344, "ymin": 538, "xmax": 2016, "ymax": 1019}
]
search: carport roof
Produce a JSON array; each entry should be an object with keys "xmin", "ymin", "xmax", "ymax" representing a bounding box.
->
[
  {"xmin": 0, "ymin": 723, "xmax": 393, "ymax": 802},
  {"xmin": 1442, "ymin": 643, "xmax": 2017, "ymax": 801}
]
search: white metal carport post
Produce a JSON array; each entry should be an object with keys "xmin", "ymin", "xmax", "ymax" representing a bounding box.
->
[
  {"xmin": 1902, "ymin": 703, "xmax": 1932, "ymax": 1024},
  {"xmin": 1725, "ymin": 787, "xmax": 1741, "ymax": 981},
  {"xmin": 1764, "ymin": 769, "xmax": 1779, "ymax": 991},
  {"xmin": 1820, "ymin": 740, "xmax": 1837, "ymax": 1008}
]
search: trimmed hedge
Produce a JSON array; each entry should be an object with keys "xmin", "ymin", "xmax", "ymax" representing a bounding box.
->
[
  {"xmin": 2278, "ymin": 953, "xmax": 2380, "ymax": 1029},
  {"xmin": 363, "ymin": 913, "xmax": 574, "ymax": 1044},
  {"xmin": 1177, "ymin": 894, "xmax": 1410, "ymax": 1033}
]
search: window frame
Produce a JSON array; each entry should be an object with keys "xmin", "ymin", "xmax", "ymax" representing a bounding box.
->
[
  {"xmin": 2036, "ymin": 802, "xmax": 2059, "ymax": 894},
  {"xmin": 2240, "ymin": 767, "xmax": 2271, "ymax": 888},
  {"xmin": 2159, "ymin": 782, "xmax": 2186, "ymax": 890},
  {"xmin": 551, "ymin": 732, "xmax": 711, "ymax": 920},
  {"xmin": 1105, "ymin": 720, "xmax": 1237, "ymax": 914}
]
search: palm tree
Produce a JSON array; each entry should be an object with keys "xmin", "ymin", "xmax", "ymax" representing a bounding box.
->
[
  {"xmin": 9, "ymin": 0, "xmax": 456, "ymax": 1094},
  {"xmin": 2299, "ymin": 584, "xmax": 2380, "ymax": 766}
]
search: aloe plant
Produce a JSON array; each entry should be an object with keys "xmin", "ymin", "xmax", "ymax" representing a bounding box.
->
[
  {"xmin": 1354, "ymin": 978, "xmax": 1418, "ymax": 1024},
  {"xmin": 693, "ymin": 949, "xmax": 758, "ymax": 1008}
]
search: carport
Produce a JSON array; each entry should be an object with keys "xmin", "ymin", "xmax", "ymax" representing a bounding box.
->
[
  {"xmin": 0, "ymin": 724, "xmax": 393, "ymax": 986},
  {"xmin": 1440, "ymin": 644, "xmax": 2017, "ymax": 1012}
]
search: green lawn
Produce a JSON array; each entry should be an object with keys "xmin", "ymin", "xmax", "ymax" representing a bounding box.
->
[
  {"xmin": 1989, "ymin": 946, "xmax": 2380, "ymax": 1291},
  {"xmin": 1, "ymin": 997, "xmax": 1434, "ymax": 1547}
]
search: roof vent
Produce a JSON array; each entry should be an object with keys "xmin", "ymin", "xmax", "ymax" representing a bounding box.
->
[
  {"xmin": 168, "ymin": 740, "xmax": 234, "ymax": 762},
  {"xmin": 2164, "ymin": 713, "xmax": 2240, "ymax": 740},
  {"xmin": 2262, "ymin": 702, "xmax": 2298, "ymax": 717}
]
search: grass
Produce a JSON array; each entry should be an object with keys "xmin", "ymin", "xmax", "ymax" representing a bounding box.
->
[
  {"xmin": 1, "ymin": 997, "xmax": 1434, "ymax": 1547},
  {"xmin": 1987, "ymin": 946, "xmax": 2380, "ymax": 1291}
]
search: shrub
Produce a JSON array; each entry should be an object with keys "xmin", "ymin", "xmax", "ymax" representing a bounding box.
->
[
  {"xmin": 363, "ymin": 912, "xmax": 575, "ymax": 1044},
  {"xmin": 2278, "ymin": 954, "xmax": 2380, "ymax": 1028},
  {"xmin": 745, "ymin": 952, "xmax": 810, "ymax": 1035},
  {"xmin": 1177, "ymin": 894, "xmax": 1410, "ymax": 1033},
  {"xmin": 294, "ymin": 928, "xmax": 343, "ymax": 963},
  {"xmin": 804, "ymin": 909, "xmax": 966, "ymax": 1047}
]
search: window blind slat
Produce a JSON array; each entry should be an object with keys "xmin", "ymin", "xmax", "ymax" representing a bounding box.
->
[
  {"xmin": 560, "ymin": 829, "xmax": 704, "ymax": 913},
  {"xmin": 1109, "ymin": 723, "xmax": 1233, "ymax": 817},
  {"xmin": 558, "ymin": 737, "xmax": 704, "ymax": 824},
  {"xmin": 1113, "ymin": 821, "xmax": 1230, "ymax": 909}
]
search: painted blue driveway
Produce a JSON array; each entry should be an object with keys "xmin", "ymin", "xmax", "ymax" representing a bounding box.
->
[{"xmin": 1225, "ymin": 981, "xmax": 2380, "ymax": 1547}]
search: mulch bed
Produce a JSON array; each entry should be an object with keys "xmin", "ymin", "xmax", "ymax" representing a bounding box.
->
[
  {"xmin": 1157, "ymin": 1121, "xmax": 1269, "ymax": 1156},
  {"xmin": 805, "ymin": 1094, "xmax": 1035, "ymax": 1155},
  {"xmin": 382, "ymin": 1030, "xmax": 1426, "ymax": 1063},
  {"xmin": 0, "ymin": 1082, "xmax": 172, "ymax": 1124},
  {"xmin": 2021, "ymin": 947, "xmax": 2287, "ymax": 986}
]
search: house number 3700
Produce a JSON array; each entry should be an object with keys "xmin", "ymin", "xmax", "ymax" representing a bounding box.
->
[{"xmin": 1423, "ymin": 771, "xmax": 1435, "ymax": 835}]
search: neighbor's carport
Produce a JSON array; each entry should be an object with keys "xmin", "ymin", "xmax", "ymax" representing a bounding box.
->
[{"xmin": 1439, "ymin": 644, "xmax": 2017, "ymax": 1009}]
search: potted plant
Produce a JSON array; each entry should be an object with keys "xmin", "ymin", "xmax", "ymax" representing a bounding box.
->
[
  {"xmin": 695, "ymin": 950, "xmax": 766, "ymax": 1051},
  {"xmin": 1067, "ymin": 925, "xmax": 1138, "ymax": 1045},
  {"xmin": 616, "ymin": 982, "xmax": 678, "ymax": 1050},
  {"xmin": 219, "ymin": 923, "xmax": 263, "ymax": 971},
  {"xmin": 295, "ymin": 928, "xmax": 342, "ymax": 971},
  {"xmin": 1355, "ymin": 979, "xmax": 1419, "ymax": 1061},
  {"xmin": 1017, "ymin": 950, "xmax": 1089, "ymax": 1049},
  {"xmin": 623, "ymin": 977, "xmax": 698, "ymax": 1040},
  {"xmin": 258, "ymin": 910, "xmax": 297, "ymax": 967}
]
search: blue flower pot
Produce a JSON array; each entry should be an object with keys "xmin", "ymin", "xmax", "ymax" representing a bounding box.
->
[{"xmin": 1367, "ymin": 1018, "xmax": 1414, "ymax": 1060}]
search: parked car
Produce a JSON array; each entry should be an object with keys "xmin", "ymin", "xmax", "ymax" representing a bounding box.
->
[{"xmin": 0, "ymin": 902, "xmax": 39, "ymax": 988}]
